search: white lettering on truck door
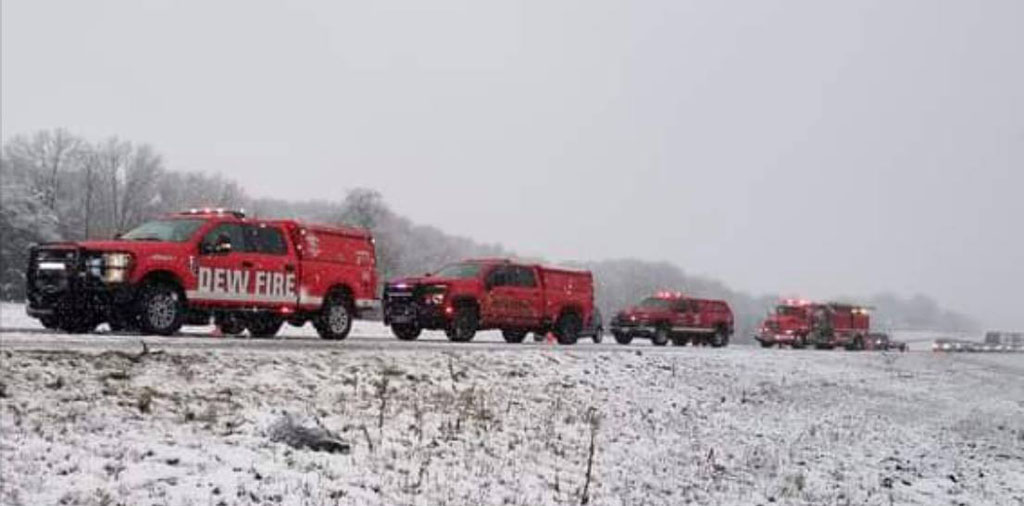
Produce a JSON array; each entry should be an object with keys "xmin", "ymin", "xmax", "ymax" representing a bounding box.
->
[{"xmin": 189, "ymin": 267, "xmax": 294, "ymax": 303}]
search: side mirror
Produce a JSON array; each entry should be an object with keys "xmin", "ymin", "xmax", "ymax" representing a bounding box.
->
[
  {"xmin": 201, "ymin": 234, "xmax": 233, "ymax": 255},
  {"xmin": 214, "ymin": 241, "xmax": 233, "ymax": 254}
]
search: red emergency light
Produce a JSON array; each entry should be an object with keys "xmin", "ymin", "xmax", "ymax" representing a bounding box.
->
[{"xmin": 656, "ymin": 291, "xmax": 684, "ymax": 299}]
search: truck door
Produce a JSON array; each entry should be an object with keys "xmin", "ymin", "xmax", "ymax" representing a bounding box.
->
[
  {"xmin": 482, "ymin": 265, "xmax": 515, "ymax": 325},
  {"xmin": 243, "ymin": 223, "xmax": 299, "ymax": 308},
  {"xmin": 691, "ymin": 300, "xmax": 704, "ymax": 329},
  {"xmin": 672, "ymin": 299, "xmax": 691, "ymax": 331},
  {"xmin": 193, "ymin": 222, "xmax": 259, "ymax": 306},
  {"xmin": 510, "ymin": 266, "xmax": 543, "ymax": 327}
]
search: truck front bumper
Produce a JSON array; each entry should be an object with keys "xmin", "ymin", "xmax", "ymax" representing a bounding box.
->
[
  {"xmin": 383, "ymin": 301, "xmax": 450, "ymax": 329},
  {"xmin": 27, "ymin": 277, "xmax": 135, "ymax": 321},
  {"xmin": 610, "ymin": 323, "xmax": 657, "ymax": 338},
  {"xmin": 757, "ymin": 332, "xmax": 799, "ymax": 345}
]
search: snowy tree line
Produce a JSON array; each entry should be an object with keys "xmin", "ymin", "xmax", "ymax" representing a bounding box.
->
[{"xmin": 1, "ymin": 128, "xmax": 979, "ymax": 336}]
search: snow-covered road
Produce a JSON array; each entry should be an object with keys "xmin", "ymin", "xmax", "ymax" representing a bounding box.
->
[{"xmin": 2, "ymin": 303, "xmax": 1023, "ymax": 505}]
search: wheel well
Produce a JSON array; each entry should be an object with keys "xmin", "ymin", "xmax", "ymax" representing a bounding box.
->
[
  {"xmin": 139, "ymin": 270, "xmax": 185, "ymax": 296},
  {"xmin": 450, "ymin": 296, "xmax": 479, "ymax": 313},
  {"xmin": 325, "ymin": 284, "xmax": 355, "ymax": 309},
  {"xmin": 557, "ymin": 305, "xmax": 582, "ymax": 323}
]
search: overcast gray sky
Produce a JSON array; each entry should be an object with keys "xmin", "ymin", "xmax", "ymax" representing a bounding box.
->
[{"xmin": 3, "ymin": 0, "xmax": 1022, "ymax": 329}]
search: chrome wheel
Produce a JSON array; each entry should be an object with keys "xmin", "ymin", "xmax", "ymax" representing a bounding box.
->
[
  {"xmin": 314, "ymin": 292, "xmax": 353, "ymax": 340},
  {"xmin": 327, "ymin": 304, "xmax": 350, "ymax": 334},
  {"xmin": 148, "ymin": 292, "xmax": 178, "ymax": 330},
  {"xmin": 138, "ymin": 282, "xmax": 184, "ymax": 336}
]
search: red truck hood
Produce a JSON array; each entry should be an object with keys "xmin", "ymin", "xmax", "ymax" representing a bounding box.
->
[
  {"xmin": 388, "ymin": 276, "xmax": 479, "ymax": 289},
  {"xmin": 619, "ymin": 307, "xmax": 673, "ymax": 320},
  {"xmin": 388, "ymin": 276, "xmax": 437, "ymax": 287},
  {"xmin": 41, "ymin": 240, "xmax": 192, "ymax": 255}
]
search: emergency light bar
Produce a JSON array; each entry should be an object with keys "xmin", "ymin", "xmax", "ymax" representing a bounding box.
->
[
  {"xmin": 656, "ymin": 291, "xmax": 684, "ymax": 299},
  {"xmin": 781, "ymin": 299, "xmax": 812, "ymax": 306},
  {"xmin": 182, "ymin": 208, "xmax": 246, "ymax": 219}
]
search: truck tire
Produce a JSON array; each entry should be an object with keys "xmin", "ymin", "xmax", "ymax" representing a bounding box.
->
[
  {"xmin": 554, "ymin": 313, "xmax": 581, "ymax": 345},
  {"xmin": 137, "ymin": 282, "xmax": 185, "ymax": 336},
  {"xmin": 392, "ymin": 323, "xmax": 422, "ymax": 341},
  {"xmin": 216, "ymin": 315, "xmax": 246, "ymax": 336},
  {"xmin": 502, "ymin": 329, "xmax": 527, "ymax": 343},
  {"xmin": 447, "ymin": 305, "xmax": 478, "ymax": 342},
  {"xmin": 248, "ymin": 315, "xmax": 284, "ymax": 338},
  {"xmin": 593, "ymin": 327, "xmax": 604, "ymax": 344},
  {"xmin": 613, "ymin": 331, "xmax": 632, "ymax": 345},
  {"xmin": 846, "ymin": 335, "xmax": 864, "ymax": 351},
  {"xmin": 57, "ymin": 312, "xmax": 98, "ymax": 334},
  {"xmin": 759, "ymin": 339, "xmax": 774, "ymax": 348},
  {"xmin": 672, "ymin": 334, "xmax": 690, "ymax": 347},
  {"xmin": 315, "ymin": 291, "xmax": 354, "ymax": 340},
  {"xmin": 40, "ymin": 316, "xmax": 59, "ymax": 330},
  {"xmin": 651, "ymin": 326, "xmax": 669, "ymax": 346},
  {"xmin": 711, "ymin": 329, "xmax": 729, "ymax": 348},
  {"xmin": 107, "ymin": 312, "xmax": 140, "ymax": 333},
  {"xmin": 792, "ymin": 334, "xmax": 807, "ymax": 349}
]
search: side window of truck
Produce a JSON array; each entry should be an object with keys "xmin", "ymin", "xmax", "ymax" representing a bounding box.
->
[
  {"xmin": 487, "ymin": 266, "xmax": 513, "ymax": 288},
  {"xmin": 514, "ymin": 266, "xmax": 537, "ymax": 288},
  {"xmin": 200, "ymin": 223, "xmax": 248, "ymax": 254},
  {"xmin": 247, "ymin": 225, "xmax": 288, "ymax": 255}
]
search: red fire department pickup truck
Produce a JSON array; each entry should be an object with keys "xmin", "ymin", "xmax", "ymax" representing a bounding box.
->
[
  {"xmin": 609, "ymin": 292, "xmax": 734, "ymax": 347},
  {"xmin": 755, "ymin": 299, "xmax": 871, "ymax": 350},
  {"xmin": 25, "ymin": 209, "xmax": 378, "ymax": 339},
  {"xmin": 382, "ymin": 258, "xmax": 595, "ymax": 345}
]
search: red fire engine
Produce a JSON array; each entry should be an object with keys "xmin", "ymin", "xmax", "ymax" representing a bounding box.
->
[{"xmin": 756, "ymin": 299, "xmax": 871, "ymax": 350}]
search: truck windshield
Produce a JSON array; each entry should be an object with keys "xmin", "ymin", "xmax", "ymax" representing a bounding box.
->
[
  {"xmin": 775, "ymin": 306, "xmax": 804, "ymax": 317},
  {"xmin": 639, "ymin": 298, "xmax": 672, "ymax": 310},
  {"xmin": 433, "ymin": 263, "xmax": 483, "ymax": 279},
  {"xmin": 121, "ymin": 219, "xmax": 205, "ymax": 243}
]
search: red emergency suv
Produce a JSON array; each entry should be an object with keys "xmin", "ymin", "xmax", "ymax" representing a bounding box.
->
[
  {"xmin": 755, "ymin": 299, "xmax": 871, "ymax": 350},
  {"xmin": 609, "ymin": 292, "xmax": 734, "ymax": 347},
  {"xmin": 382, "ymin": 259, "xmax": 595, "ymax": 345},
  {"xmin": 25, "ymin": 209, "xmax": 378, "ymax": 339}
]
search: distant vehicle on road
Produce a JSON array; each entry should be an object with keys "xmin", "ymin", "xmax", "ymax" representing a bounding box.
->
[
  {"xmin": 985, "ymin": 331, "xmax": 1024, "ymax": 351},
  {"xmin": 382, "ymin": 259, "xmax": 595, "ymax": 345},
  {"xmin": 26, "ymin": 208, "xmax": 378, "ymax": 339},
  {"xmin": 933, "ymin": 333, "xmax": 1024, "ymax": 353},
  {"xmin": 866, "ymin": 332, "xmax": 908, "ymax": 352},
  {"xmin": 932, "ymin": 338, "xmax": 974, "ymax": 352},
  {"xmin": 610, "ymin": 292, "xmax": 733, "ymax": 347}
]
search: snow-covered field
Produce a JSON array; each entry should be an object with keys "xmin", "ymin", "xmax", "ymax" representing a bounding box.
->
[{"xmin": 2, "ymin": 304, "xmax": 1023, "ymax": 505}]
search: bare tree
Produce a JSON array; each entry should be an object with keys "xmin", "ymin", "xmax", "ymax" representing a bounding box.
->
[
  {"xmin": 3, "ymin": 129, "xmax": 84, "ymax": 210},
  {"xmin": 339, "ymin": 188, "xmax": 386, "ymax": 230},
  {"xmin": 95, "ymin": 137, "xmax": 132, "ymax": 235},
  {"xmin": 78, "ymin": 147, "xmax": 101, "ymax": 238},
  {"xmin": 117, "ymin": 144, "xmax": 163, "ymax": 231}
]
